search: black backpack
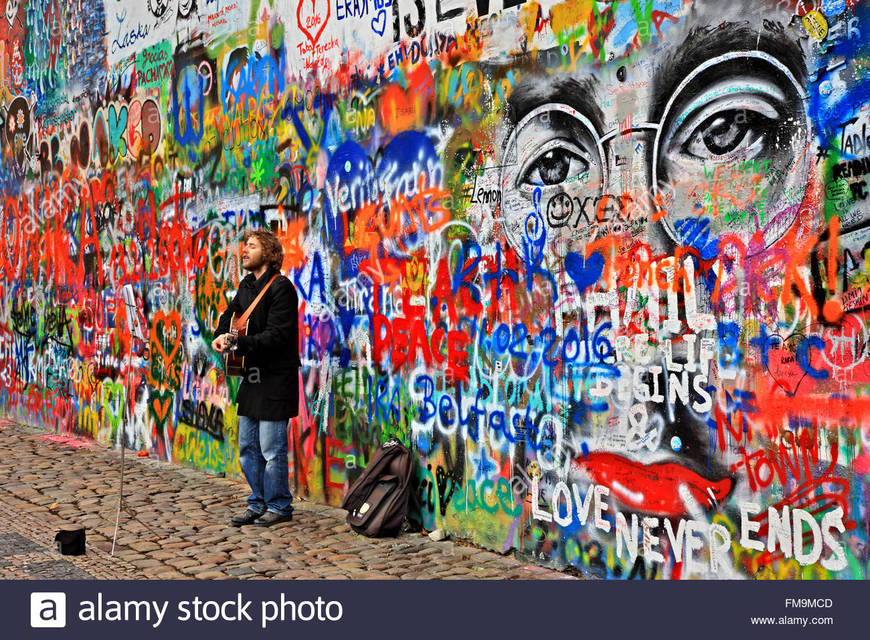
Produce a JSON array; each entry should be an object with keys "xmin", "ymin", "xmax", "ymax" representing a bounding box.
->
[{"xmin": 340, "ymin": 439, "xmax": 420, "ymax": 537}]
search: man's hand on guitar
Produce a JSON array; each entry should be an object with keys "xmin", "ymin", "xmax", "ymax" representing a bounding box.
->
[{"xmin": 212, "ymin": 334, "xmax": 230, "ymax": 353}]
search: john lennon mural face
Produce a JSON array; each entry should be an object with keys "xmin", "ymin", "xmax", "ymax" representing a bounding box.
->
[
  {"xmin": 493, "ymin": 2, "xmax": 813, "ymax": 521},
  {"xmin": 500, "ymin": 6, "xmax": 810, "ymax": 262}
]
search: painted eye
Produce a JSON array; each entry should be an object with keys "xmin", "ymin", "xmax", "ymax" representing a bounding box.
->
[
  {"xmin": 680, "ymin": 109, "xmax": 774, "ymax": 161},
  {"xmin": 520, "ymin": 144, "xmax": 590, "ymax": 187}
]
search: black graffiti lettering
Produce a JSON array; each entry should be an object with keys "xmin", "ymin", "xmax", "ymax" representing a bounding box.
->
[
  {"xmin": 179, "ymin": 398, "xmax": 225, "ymax": 440},
  {"xmin": 470, "ymin": 186, "xmax": 501, "ymax": 205},
  {"xmin": 435, "ymin": 465, "xmax": 457, "ymax": 516},
  {"xmin": 10, "ymin": 298, "xmax": 36, "ymax": 338},
  {"xmin": 573, "ymin": 196, "xmax": 593, "ymax": 226},
  {"xmin": 404, "ymin": 0, "xmax": 426, "ymax": 38},
  {"xmin": 43, "ymin": 304, "xmax": 74, "ymax": 347},
  {"xmin": 436, "ymin": 0, "xmax": 462, "ymax": 22}
]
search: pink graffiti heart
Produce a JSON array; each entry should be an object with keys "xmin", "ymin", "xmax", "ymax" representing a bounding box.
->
[{"xmin": 297, "ymin": 0, "xmax": 330, "ymax": 46}]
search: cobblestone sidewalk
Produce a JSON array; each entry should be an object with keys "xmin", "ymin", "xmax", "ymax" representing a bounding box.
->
[{"xmin": 0, "ymin": 420, "xmax": 576, "ymax": 580}]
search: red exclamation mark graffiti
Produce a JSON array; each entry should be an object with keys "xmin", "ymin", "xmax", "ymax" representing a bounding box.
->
[{"xmin": 823, "ymin": 215, "xmax": 843, "ymax": 323}]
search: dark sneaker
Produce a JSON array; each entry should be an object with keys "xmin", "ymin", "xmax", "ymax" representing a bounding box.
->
[
  {"xmin": 254, "ymin": 511, "xmax": 293, "ymax": 526},
  {"xmin": 231, "ymin": 509, "xmax": 264, "ymax": 526}
]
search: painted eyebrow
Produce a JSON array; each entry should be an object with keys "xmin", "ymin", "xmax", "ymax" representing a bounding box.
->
[
  {"xmin": 649, "ymin": 20, "xmax": 807, "ymax": 123},
  {"xmin": 505, "ymin": 75, "xmax": 605, "ymax": 135}
]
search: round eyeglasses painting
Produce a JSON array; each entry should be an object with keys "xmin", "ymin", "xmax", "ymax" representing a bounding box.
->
[{"xmin": 499, "ymin": 50, "xmax": 811, "ymax": 260}]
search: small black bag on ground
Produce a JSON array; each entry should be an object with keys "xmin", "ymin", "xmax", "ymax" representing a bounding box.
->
[{"xmin": 340, "ymin": 438, "xmax": 418, "ymax": 537}]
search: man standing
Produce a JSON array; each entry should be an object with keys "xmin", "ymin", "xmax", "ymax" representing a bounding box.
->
[{"xmin": 213, "ymin": 229, "xmax": 300, "ymax": 527}]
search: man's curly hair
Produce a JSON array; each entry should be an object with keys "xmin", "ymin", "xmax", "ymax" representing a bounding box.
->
[{"xmin": 243, "ymin": 229, "xmax": 285, "ymax": 272}]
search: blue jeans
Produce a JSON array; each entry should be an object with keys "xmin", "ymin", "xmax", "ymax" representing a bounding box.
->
[{"xmin": 238, "ymin": 416, "xmax": 294, "ymax": 516}]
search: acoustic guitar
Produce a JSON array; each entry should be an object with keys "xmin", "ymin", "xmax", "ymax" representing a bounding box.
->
[
  {"xmin": 223, "ymin": 274, "xmax": 278, "ymax": 377},
  {"xmin": 225, "ymin": 313, "xmax": 248, "ymax": 377}
]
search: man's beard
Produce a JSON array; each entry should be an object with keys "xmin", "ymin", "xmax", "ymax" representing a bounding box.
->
[{"xmin": 243, "ymin": 256, "xmax": 266, "ymax": 271}]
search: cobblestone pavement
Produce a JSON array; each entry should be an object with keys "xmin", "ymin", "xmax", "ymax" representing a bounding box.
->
[{"xmin": 0, "ymin": 420, "xmax": 576, "ymax": 580}]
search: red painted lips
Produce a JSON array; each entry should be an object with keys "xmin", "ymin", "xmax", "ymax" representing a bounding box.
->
[{"xmin": 576, "ymin": 452, "xmax": 733, "ymax": 517}]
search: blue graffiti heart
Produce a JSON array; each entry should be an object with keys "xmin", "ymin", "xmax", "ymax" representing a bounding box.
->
[
  {"xmin": 565, "ymin": 251, "xmax": 604, "ymax": 293},
  {"xmin": 371, "ymin": 10, "xmax": 387, "ymax": 36}
]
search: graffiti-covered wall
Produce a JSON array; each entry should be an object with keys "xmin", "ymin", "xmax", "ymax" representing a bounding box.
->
[{"xmin": 1, "ymin": 0, "xmax": 869, "ymax": 579}]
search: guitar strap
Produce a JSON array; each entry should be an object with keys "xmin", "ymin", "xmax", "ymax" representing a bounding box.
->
[{"xmin": 232, "ymin": 274, "xmax": 279, "ymax": 332}]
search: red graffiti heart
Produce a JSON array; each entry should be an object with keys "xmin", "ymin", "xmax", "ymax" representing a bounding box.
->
[
  {"xmin": 379, "ymin": 84, "xmax": 417, "ymax": 134},
  {"xmin": 152, "ymin": 311, "xmax": 182, "ymax": 370},
  {"xmin": 765, "ymin": 342, "xmax": 808, "ymax": 396},
  {"xmin": 297, "ymin": 0, "xmax": 330, "ymax": 46},
  {"xmin": 377, "ymin": 64, "xmax": 435, "ymax": 135}
]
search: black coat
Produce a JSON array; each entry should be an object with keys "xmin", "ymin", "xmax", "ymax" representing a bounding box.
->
[{"xmin": 217, "ymin": 267, "xmax": 300, "ymax": 420}]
